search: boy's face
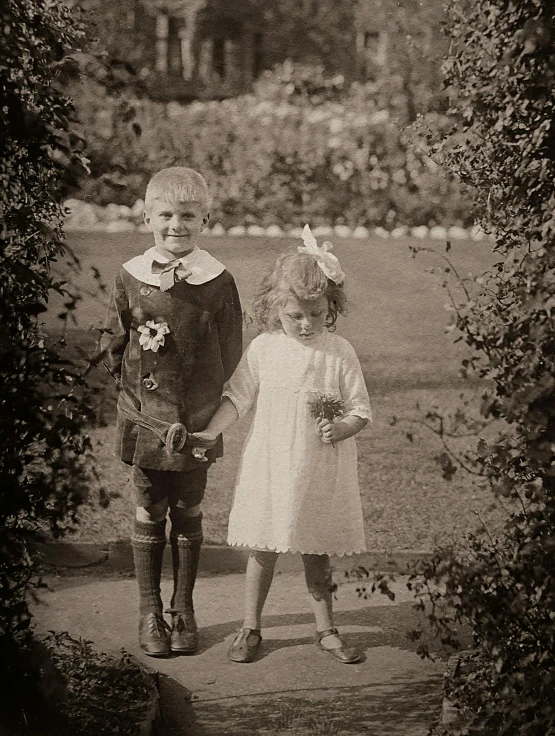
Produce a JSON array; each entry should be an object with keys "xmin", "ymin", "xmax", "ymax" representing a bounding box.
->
[
  {"xmin": 278, "ymin": 295, "xmax": 328, "ymax": 344},
  {"xmin": 144, "ymin": 199, "xmax": 208, "ymax": 258}
]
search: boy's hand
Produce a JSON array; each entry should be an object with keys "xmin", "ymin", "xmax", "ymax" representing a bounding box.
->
[
  {"xmin": 316, "ymin": 418, "xmax": 338, "ymax": 444},
  {"xmin": 189, "ymin": 431, "xmax": 219, "ymax": 463}
]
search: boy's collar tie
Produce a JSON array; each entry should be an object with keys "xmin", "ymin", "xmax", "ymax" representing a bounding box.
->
[
  {"xmin": 151, "ymin": 259, "xmax": 192, "ymax": 291},
  {"xmin": 123, "ymin": 246, "xmax": 226, "ymax": 286}
]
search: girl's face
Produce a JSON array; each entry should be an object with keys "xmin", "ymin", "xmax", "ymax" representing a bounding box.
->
[{"xmin": 278, "ymin": 295, "xmax": 328, "ymax": 343}]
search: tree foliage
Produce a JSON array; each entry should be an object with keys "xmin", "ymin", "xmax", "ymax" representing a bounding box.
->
[
  {"xmin": 0, "ymin": 0, "xmax": 98, "ymax": 724},
  {"xmin": 359, "ymin": 0, "xmax": 449, "ymax": 121},
  {"xmin": 409, "ymin": 1, "xmax": 555, "ymax": 733}
]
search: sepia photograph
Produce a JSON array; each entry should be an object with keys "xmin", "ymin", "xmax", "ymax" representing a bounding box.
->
[{"xmin": 1, "ymin": 0, "xmax": 553, "ymax": 734}]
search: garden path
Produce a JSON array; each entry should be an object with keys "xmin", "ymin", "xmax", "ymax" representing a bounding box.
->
[{"xmin": 33, "ymin": 555, "xmax": 445, "ymax": 735}]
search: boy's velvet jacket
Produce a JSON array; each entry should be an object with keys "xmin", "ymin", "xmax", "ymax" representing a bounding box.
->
[{"xmin": 102, "ymin": 266, "xmax": 242, "ymax": 471}]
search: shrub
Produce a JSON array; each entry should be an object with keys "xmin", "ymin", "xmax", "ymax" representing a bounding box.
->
[
  {"xmin": 408, "ymin": 1, "xmax": 555, "ymax": 733},
  {"xmin": 0, "ymin": 0, "xmax": 99, "ymax": 726},
  {"xmin": 44, "ymin": 633, "xmax": 156, "ymax": 735},
  {"xmin": 74, "ymin": 63, "xmax": 468, "ymax": 228},
  {"xmin": 1, "ymin": 632, "xmax": 156, "ymax": 735}
]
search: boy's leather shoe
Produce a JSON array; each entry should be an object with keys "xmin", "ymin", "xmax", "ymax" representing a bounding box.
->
[
  {"xmin": 139, "ymin": 613, "xmax": 171, "ymax": 657},
  {"xmin": 170, "ymin": 611, "xmax": 199, "ymax": 654}
]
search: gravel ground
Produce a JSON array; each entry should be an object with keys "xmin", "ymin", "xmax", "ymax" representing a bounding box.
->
[{"xmin": 70, "ymin": 385, "xmax": 508, "ymax": 552}]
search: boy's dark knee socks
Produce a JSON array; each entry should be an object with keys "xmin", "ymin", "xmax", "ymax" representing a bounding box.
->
[
  {"xmin": 132, "ymin": 519, "xmax": 167, "ymax": 616},
  {"xmin": 169, "ymin": 512, "xmax": 203, "ymax": 614}
]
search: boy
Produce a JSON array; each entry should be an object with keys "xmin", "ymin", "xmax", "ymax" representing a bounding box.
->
[{"xmin": 101, "ymin": 167, "xmax": 242, "ymax": 657}]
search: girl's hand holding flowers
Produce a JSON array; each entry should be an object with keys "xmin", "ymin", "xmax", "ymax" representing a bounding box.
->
[
  {"xmin": 307, "ymin": 392, "xmax": 345, "ymax": 447},
  {"xmin": 316, "ymin": 417, "xmax": 339, "ymax": 444},
  {"xmin": 308, "ymin": 392, "xmax": 368, "ymax": 446}
]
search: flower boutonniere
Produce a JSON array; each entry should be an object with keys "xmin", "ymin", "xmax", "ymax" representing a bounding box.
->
[{"xmin": 137, "ymin": 320, "xmax": 170, "ymax": 352}]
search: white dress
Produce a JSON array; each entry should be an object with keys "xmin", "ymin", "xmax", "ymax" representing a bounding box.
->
[{"xmin": 224, "ymin": 331, "xmax": 371, "ymax": 556}]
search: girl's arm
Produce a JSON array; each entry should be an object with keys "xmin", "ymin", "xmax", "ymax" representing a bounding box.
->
[
  {"xmin": 317, "ymin": 340, "xmax": 371, "ymax": 444},
  {"xmin": 191, "ymin": 397, "xmax": 240, "ymax": 446},
  {"xmin": 192, "ymin": 335, "xmax": 261, "ymax": 447},
  {"xmin": 317, "ymin": 415, "xmax": 368, "ymax": 444}
]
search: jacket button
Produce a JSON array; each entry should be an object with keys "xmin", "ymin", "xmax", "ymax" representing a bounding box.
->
[
  {"xmin": 142, "ymin": 377, "xmax": 157, "ymax": 390},
  {"xmin": 140, "ymin": 286, "xmax": 152, "ymax": 296}
]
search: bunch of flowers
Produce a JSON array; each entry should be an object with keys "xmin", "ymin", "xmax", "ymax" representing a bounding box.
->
[
  {"xmin": 307, "ymin": 393, "xmax": 345, "ymax": 448},
  {"xmin": 307, "ymin": 392, "xmax": 345, "ymax": 422}
]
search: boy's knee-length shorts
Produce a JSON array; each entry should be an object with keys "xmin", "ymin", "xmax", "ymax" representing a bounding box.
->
[{"xmin": 129, "ymin": 465, "xmax": 208, "ymax": 508}]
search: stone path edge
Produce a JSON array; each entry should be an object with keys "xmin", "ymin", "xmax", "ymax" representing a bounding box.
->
[{"xmin": 37, "ymin": 541, "xmax": 432, "ymax": 576}]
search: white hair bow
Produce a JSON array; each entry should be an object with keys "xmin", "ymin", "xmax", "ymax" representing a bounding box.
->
[{"xmin": 298, "ymin": 225, "xmax": 345, "ymax": 284}]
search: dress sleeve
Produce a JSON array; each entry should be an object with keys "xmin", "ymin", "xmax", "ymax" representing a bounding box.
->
[
  {"xmin": 339, "ymin": 342, "xmax": 372, "ymax": 422},
  {"xmin": 222, "ymin": 337, "xmax": 260, "ymax": 418},
  {"xmin": 216, "ymin": 274, "xmax": 243, "ymax": 382},
  {"xmin": 100, "ymin": 272, "xmax": 130, "ymax": 384}
]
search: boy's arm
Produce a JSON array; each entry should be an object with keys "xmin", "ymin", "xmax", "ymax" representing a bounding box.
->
[
  {"xmin": 100, "ymin": 272, "xmax": 130, "ymax": 385},
  {"xmin": 216, "ymin": 276, "xmax": 243, "ymax": 381}
]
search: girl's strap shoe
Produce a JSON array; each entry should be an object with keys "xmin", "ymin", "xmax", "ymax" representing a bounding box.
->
[
  {"xmin": 228, "ymin": 628, "xmax": 262, "ymax": 663},
  {"xmin": 315, "ymin": 627, "xmax": 362, "ymax": 664}
]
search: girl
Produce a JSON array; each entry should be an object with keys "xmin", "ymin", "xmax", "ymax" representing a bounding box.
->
[{"xmin": 192, "ymin": 228, "xmax": 371, "ymax": 664}]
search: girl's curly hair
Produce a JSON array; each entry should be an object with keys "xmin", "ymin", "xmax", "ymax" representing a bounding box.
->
[{"xmin": 251, "ymin": 251, "xmax": 346, "ymax": 333}]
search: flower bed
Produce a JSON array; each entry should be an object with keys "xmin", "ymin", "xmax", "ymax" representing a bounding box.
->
[
  {"xmin": 63, "ymin": 198, "xmax": 486, "ymax": 241},
  {"xmin": 72, "ymin": 66, "xmax": 470, "ymax": 230}
]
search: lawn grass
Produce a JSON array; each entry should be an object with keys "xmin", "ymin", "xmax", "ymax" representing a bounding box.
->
[
  {"xmin": 49, "ymin": 231, "xmax": 491, "ymax": 393},
  {"xmin": 51, "ymin": 233, "xmax": 507, "ymax": 551},
  {"xmin": 76, "ymin": 385, "xmax": 507, "ymax": 551}
]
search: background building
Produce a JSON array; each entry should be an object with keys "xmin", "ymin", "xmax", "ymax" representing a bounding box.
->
[{"xmin": 84, "ymin": 0, "xmax": 445, "ymax": 104}]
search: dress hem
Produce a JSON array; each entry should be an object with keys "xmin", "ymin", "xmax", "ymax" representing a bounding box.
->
[{"xmin": 227, "ymin": 541, "xmax": 367, "ymax": 557}]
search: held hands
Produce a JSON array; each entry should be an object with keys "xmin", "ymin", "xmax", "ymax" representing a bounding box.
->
[
  {"xmin": 189, "ymin": 398, "xmax": 239, "ymax": 455},
  {"xmin": 189, "ymin": 430, "xmax": 220, "ymax": 449},
  {"xmin": 189, "ymin": 431, "xmax": 219, "ymax": 463}
]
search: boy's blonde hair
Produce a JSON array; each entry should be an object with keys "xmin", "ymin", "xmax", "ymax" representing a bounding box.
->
[{"xmin": 144, "ymin": 167, "xmax": 211, "ymax": 212}]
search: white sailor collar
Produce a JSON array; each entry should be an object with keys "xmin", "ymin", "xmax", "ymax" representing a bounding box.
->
[{"xmin": 122, "ymin": 246, "xmax": 226, "ymax": 287}]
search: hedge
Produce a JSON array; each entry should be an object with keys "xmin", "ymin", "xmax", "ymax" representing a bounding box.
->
[
  {"xmin": 74, "ymin": 64, "xmax": 469, "ymax": 229},
  {"xmin": 408, "ymin": 1, "xmax": 555, "ymax": 733}
]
